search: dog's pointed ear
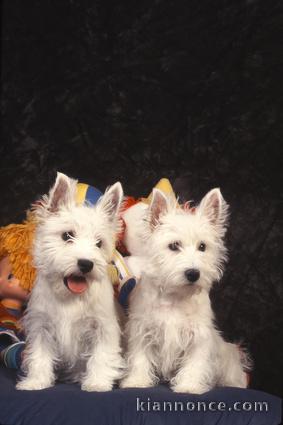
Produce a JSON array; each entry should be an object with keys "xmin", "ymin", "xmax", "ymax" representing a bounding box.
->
[
  {"xmin": 99, "ymin": 182, "xmax": 123, "ymax": 221},
  {"xmin": 149, "ymin": 189, "xmax": 169, "ymax": 229},
  {"xmin": 48, "ymin": 172, "xmax": 77, "ymax": 212},
  {"xmin": 198, "ymin": 188, "xmax": 228, "ymax": 227}
]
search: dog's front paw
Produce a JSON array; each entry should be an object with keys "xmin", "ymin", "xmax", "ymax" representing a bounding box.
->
[
  {"xmin": 16, "ymin": 377, "xmax": 54, "ymax": 391},
  {"xmin": 172, "ymin": 382, "xmax": 210, "ymax": 394},
  {"xmin": 81, "ymin": 380, "xmax": 113, "ymax": 392},
  {"xmin": 120, "ymin": 375, "xmax": 155, "ymax": 389}
]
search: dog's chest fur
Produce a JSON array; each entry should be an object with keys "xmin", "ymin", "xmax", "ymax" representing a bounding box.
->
[
  {"xmin": 31, "ymin": 282, "xmax": 100, "ymax": 366},
  {"xmin": 129, "ymin": 280, "xmax": 213, "ymax": 380},
  {"xmin": 46, "ymin": 296, "xmax": 99, "ymax": 382},
  {"xmin": 149, "ymin": 306, "xmax": 192, "ymax": 379},
  {"xmin": 55, "ymin": 300, "xmax": 96, "ymax": 359}
]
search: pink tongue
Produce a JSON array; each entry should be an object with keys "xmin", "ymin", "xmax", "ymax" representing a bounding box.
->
[{"xmin": 67, "ymin": 276, "xmax": 88, "ymax": 294}]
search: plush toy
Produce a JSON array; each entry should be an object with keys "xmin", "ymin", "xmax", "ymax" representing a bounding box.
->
[
  {"xmin": 120, "ymin": 178, "xmax": 177, "ymax": 272},
  {"xmin": 0, "ymin": 216, "xmax": 36, "ymax": 297},
  {"xmin": 0, "ymin": 214, "xmax": 37, "ymax": 368},
  {"xmin": 117, "ymin": 178, "xmax": 179, "ymax": 306},
  {"xmin": 0, "ymin": 257, "xmax": 30, "ymax": 314},
  {"xmin": 0, "ymin": 256, "xmax": 29, "ymax": 368}
]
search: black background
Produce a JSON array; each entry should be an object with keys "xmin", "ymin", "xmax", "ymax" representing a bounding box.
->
[{"xmin": 1, "ymin": 0, "xmax": 282, "ymax": 397}]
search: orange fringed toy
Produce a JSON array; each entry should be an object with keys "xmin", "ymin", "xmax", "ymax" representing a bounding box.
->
[
  {"xmin": 0, "ymin": 216, "xmax": 35, "ymax": 369},
  {"xmin": 0, "ymin": 216, "xmax": 37, "ymax": 292},
  {"xmin": 0, "ymin": 214, "xmax": 36, "ymax": 313}
]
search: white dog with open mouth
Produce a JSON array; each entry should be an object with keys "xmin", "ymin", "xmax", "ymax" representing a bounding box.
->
[
  {"xmin": 121, "ymin": 188, "xmax": 250, "ymax": 393},
  {"xmin": 16, "ymin": 172, "xmax": 124, "ymax": 391}
]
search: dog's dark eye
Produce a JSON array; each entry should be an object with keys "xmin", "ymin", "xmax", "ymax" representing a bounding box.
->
[
  {"xmin": 62, "ymin": 231, "xmax": 75, "ymax": 242},
  {"xmin": 96, "ymin": 240, "xmax": 102, "ymax": 248},
  {"xmin": 198, "ymin": 242, "xmax": 206, "ymax": 252},
  {"xmin": 168, "ymin": 241, "xmax": 180, "ymax": 251}
]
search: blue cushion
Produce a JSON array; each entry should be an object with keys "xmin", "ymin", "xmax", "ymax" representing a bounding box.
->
[{"xmin": 0, "ymin": 367, "xmax": 281, "ymax": 425}]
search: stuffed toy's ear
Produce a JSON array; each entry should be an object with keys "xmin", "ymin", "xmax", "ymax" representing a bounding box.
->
[
  {"xmin": 48, "ymin": 172, "xmax": 77, "ymax": 212},
  {"xmin": 98, "ymin": 182, "xmax": 123, "ymax": 221},
  {"xmin": 149, "ymin": 188, "xmax": 169, "ymax": 229},
  {"xmin": 198, "ymin": 188, "xmax": 229, "ymax": 228}
]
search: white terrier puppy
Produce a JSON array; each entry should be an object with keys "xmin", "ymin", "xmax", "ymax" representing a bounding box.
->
[
  {"xmin": 121, "ymin": 188, "xmax": 250, "ymax": 393},
  {"xmin": 16, "ymin": 172, "xmax": 124, "ymax": 391}
]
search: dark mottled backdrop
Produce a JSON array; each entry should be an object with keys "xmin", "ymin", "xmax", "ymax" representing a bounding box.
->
[{"xmin": 1, "ymin": 0, "xmax": 282, "ymax": 396}]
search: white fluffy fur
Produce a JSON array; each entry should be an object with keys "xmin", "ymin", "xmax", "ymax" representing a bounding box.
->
[
  {"xmin": 121, "ymin": 188, "xmax": 250, "ymax": 393},
  {"xmin": 16, "ymin": 173, "xmax": 124, "ymax": 391},
  {"xmin": 122, "ymin": 202, "xmax": 150, "ymax": 279}
]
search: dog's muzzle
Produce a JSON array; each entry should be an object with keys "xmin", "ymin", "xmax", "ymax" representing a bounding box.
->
[{"xmin": 63, "ymin": 259, "xmax": 94, "ymax": 294}]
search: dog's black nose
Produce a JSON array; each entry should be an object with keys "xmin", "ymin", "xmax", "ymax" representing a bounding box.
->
[
  {"xmin": 78, "ymin": 259, "xmax": 94, "ymax": 274},
  {"xmin": 185, "ymin": 268, "xmax": 200, "ymax": 283}
]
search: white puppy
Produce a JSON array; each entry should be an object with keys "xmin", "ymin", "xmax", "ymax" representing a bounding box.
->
[
  {"xmin": 16, "ymin": 172, "xmax": 124, "ymax": 391},
  {"xmin": 121, "ymin": 188, "xmax": 250, "ymax": 393}
]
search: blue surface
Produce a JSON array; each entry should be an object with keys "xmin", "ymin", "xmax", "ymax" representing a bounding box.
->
[{"xmin": 0, "ymin": 367, "xmax": 281, "ymax": 425}]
